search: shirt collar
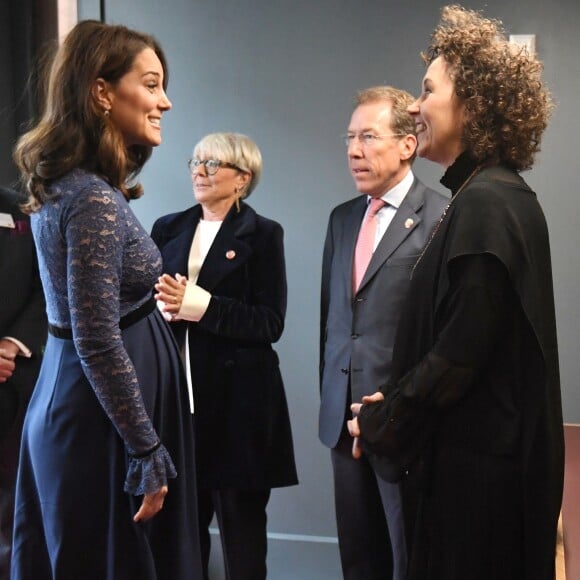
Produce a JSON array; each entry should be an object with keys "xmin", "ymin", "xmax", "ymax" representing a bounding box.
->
[{"xmin": 367, "ymin": 169, "xmax": 414, "ymax": 210}]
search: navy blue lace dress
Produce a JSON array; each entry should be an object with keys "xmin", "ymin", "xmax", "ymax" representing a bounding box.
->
[{"xmin": 11, "ymin": 169, "xmax": 202, "ymax": 579}]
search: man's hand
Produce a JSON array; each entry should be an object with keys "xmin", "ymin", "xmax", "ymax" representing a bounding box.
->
[{"xmin": 0, "ymin": 340, "xmax": 19, "ymax": 383}]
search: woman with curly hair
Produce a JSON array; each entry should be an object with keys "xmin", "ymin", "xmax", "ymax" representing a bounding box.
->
[{"xmin": 349, "ymin": 5, "xmax": 563, "ymax": 579}]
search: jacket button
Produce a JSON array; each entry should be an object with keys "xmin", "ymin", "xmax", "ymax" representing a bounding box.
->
[
  {"xmin": 340, "ymin": 368, "xmax": 349, "ymax": 375},
  {"xmin": 351, "ymin": 333, "xmax": 359, "ymax": 339},
  {"xmin": 224, "ymin": 360, "xmax": 235, "ymax": 368}
]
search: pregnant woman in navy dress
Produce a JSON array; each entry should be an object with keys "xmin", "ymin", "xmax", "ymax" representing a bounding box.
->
[{"xmin": 11, "ymin": 21, "xmax": 202, "ymax": 579}]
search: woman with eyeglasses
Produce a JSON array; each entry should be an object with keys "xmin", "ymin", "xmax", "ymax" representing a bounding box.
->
[{"xmin": 151, "ymin": 132, "xmax": 298, "ymax": 580}]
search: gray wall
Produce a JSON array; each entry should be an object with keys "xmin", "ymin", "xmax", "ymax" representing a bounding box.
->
[{"xmin": 84, "ymin": 0, "xmax": 580, "ymax": 544}]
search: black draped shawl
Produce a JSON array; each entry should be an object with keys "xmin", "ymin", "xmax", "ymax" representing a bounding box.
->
[{"xmin": 358, "ymin": 153, "xmax": 564, "ymax": 579}]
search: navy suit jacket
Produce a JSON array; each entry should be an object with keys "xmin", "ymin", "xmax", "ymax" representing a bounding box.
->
[
  {"xmin": 318, "ymin": 176, "xmax": 448, "ymax": 480},
  {"xmin": 0, "ymin": 187, "xmax": 46, "ymax": 440}
]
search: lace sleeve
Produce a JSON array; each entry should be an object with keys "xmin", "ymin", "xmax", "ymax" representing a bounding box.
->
[
  {"xmin": 125, "ymin": 445, "xmax": 176, "ymax": 495},
  {"xmin": 64, "ymin": 184, "xmax": 175, "ymax": 494}
]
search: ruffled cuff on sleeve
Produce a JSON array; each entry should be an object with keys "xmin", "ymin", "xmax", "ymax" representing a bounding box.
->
[{"xmin": 124, "ymin": 443, "xmax": 177, "ymax": 496}]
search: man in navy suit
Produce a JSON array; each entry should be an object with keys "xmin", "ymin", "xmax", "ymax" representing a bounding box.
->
[
  {"xmin": 0, "ymin": 186, "xmax": 46, "ymax": 579},
  {"xmin": 318, "ymin": 87, "xmax": 448, "ymax": 580}
]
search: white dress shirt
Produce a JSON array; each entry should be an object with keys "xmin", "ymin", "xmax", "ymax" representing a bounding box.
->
[{"xmin": 362, "ymin": 169, "xmax": 415, "ymax": 251}]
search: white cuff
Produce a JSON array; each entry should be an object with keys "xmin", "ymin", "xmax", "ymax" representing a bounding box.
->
[
  {"xmin": 178, "ymin": 282, "xmax": 211, "ymax": 322},
  {"xmin": 1, "ymin": 336, "xmax": 32, "ymax": 358}
]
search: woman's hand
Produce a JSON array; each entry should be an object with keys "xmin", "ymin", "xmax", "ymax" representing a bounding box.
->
[
  {"xmin": 348, "ymin": 391, "xmax": 385, "ymax": 459},
  {"xmin": 154, "ymin": 273, "xmax": 187, "ymax": 317},
  {"xmin": 133, "ymin": 485, "xmax": 168, "ymax": 522}
]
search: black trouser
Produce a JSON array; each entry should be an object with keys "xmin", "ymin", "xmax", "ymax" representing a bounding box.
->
[
  {"xmin": 0, "ymin": 405, "xmax": 24, "ymax": 580},
  {"xmin": 198, "ymin": 488, "xmax": 271, "ymax": 580}
]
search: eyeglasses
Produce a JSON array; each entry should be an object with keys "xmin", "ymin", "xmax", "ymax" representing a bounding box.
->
[
  {"xmin": 342, "ymin": 133, "xmax": 407, "ymax": 147},
  {"xmin": 188, "ymin": 158, "xmax": 243, "ymax": 176}
]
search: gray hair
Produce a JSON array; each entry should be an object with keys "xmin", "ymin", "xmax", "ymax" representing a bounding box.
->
[{"xmin": 193, "ymin": 132, "xmax": 262, "ymax": 197}]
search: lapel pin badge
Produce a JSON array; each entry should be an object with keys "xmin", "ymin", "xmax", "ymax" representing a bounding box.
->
[
  {"xmin": 225, "ymin": 250, "xmax": 236, "ymax": 260},
  {"xmin": 404, "ymin": 218, "xmax": 414, "ymax": 229}
]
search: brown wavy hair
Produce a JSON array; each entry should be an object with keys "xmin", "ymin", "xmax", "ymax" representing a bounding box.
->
[
  {"xmin": 424, "ymin": 5, "xmax": 553, "ymax": 171},
  {"xmin": 14, "ymin": 20, "xmax": 168, "ymax": 212}
]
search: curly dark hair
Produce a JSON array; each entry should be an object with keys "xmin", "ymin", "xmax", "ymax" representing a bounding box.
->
[
  {"xmin": 424, "ymin": 5, "xmax": 553, "ymax": 171},
  {"xmin": 14, "ymin": 20, "xmax": 168, "ymax": 212}
]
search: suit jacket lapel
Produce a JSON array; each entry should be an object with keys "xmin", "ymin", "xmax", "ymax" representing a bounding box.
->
[
  {"xmin": 197, "ymin": 203, "xmax": 255, "ymax": 291},
  {"xmin": 160, "ymin": 205, "xmax": 201, "ymax": 277},
  {"xmin": 357, "ymin": 178, "xmax": 426, "ymax": 292}
]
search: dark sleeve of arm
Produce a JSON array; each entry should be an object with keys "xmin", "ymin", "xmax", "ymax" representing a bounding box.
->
[
  {"xmin": 150, "ymin": 218, "xmax": 162, "ymax": 246},
  {"xmin": 358, "ymin": 252, "xmax": 515, "ymax": 459},
  {"xmin": 197, "ymin": 223, "xmax": 287, "ymax": 343},
  {"xmin": 319, "ymin": 216, "xmax": 334, "ymax": 388}
]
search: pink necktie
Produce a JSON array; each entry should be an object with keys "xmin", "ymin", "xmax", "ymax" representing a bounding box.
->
[{"xmin": 353, "ymin": 198, "xmax": 385, "ymax": 292}]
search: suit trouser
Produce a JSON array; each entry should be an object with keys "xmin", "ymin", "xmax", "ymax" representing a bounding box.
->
[
  {"xmin": 331, "ymin": 426, "xmax": 407, "ymax": 580},
  {"xmin": 198, "ymin": 488, "xmax": 271, "ymax": 580}
]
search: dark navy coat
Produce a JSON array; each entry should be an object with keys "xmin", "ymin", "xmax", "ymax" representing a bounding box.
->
[{"xmin": 152, "ymin": 201, "xmax": 298, "ymax": 490}]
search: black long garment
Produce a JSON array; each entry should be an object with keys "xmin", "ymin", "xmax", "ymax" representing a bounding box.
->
[
  {"xmin": 358, "ymin": 153, "xmax": 564, "ymax": 580},
  {"xmin": 151, "ymin": 201, "xmax": 298, "ymax": 492}
]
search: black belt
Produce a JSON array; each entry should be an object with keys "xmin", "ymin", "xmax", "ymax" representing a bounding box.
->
[{"xmin": 48, "ymin": 296, "xmax": 156, "ymax": 340}]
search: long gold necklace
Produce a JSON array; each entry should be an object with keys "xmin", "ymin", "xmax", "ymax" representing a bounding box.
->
[{"xmin": 411, "ymin": 165, "xmax": 481, "ymax": 277}]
